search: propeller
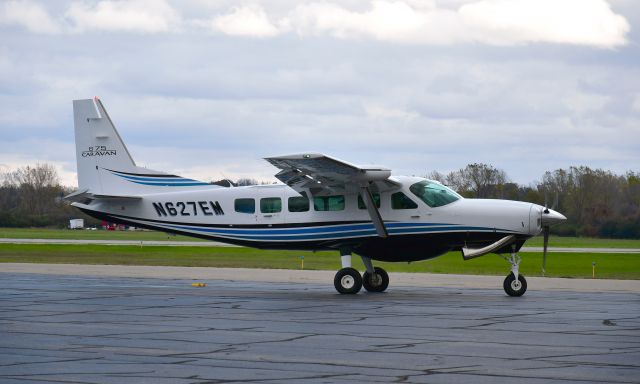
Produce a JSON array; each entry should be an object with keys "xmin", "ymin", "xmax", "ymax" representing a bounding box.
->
[
  {"xmin": 542, "ymin": 225, "xmax": 550, "ymax": 276},
  {"xmin": 541, "ymin": 191, "xmax": 561, "ymax": 276}
]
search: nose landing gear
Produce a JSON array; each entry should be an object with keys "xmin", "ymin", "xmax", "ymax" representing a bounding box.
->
[
  {"xmin": 333, "ymin": 252, "xmax": 389, "ymax": 294},
  {"xmin": 501, "ymin": 249, "xmax": 527, "ymax": 297}
]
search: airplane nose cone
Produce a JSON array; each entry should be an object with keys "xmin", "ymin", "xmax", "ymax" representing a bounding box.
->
[{"xmin": 541, "ymin": 208, "xmax": 567, "ymax": 226}]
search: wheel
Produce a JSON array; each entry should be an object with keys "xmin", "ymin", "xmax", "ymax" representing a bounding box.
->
[
  {"xmin": 503, "ymin": 272, "xmax": 527, "ymax": 297},
  {"xmin": 362, "ymin": 267, "xmax": 389, "ymax": 293},
  {"xmin": 334, "ymin": 267, "xmax": 362, "ymax": 294}
]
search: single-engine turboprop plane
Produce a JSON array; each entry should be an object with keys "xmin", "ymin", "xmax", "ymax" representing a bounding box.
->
[{"xmin": 67, "ymin": 98, "xmax": 567, "ymax": 296}]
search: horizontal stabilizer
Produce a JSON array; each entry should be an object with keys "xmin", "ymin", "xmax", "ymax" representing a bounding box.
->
[
  {"xmin": 93, "ymin": 193, "xmax": 142, "ymax": 200},
  {"xmin": 462, "ymin": 235, "xmax": 516, "ymax": 260},
  {"xmin": 64, "ymin": 189, "xmax": 141, "ymax": 203}
]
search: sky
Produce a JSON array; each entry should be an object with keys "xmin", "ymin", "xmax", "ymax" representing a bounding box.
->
[{"xmin": 0, "ymin": 0, "xmax": 638, "ymax": 187}]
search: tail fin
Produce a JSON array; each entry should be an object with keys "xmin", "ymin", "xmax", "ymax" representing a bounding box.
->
[{"xmin": 73, "ymin": 97, "xmax": 209, "ymax": 194}]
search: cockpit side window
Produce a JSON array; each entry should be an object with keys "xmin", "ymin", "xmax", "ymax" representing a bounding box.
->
[
  {"xmin": 391, "ymin": 192, "xmax": 418, "ymax": 209},
  {"xmin": 409, "ymin": 180, "xmax": 461, "ymax": 208}
]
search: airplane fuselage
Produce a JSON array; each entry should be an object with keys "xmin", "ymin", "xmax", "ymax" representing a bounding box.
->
[{"xmin": 76, "ymin": 175, "xmax": 543, "ymax": 262}]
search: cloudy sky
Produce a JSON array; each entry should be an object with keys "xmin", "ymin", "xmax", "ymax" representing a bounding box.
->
[{"xmin": 0, "ymin": 0, "xmax": 638, "ymax": 187}]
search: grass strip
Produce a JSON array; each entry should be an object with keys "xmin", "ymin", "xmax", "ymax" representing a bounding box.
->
[{"xmin": 0, "ymin": 243, "xmax": 638, "ymax": 280}]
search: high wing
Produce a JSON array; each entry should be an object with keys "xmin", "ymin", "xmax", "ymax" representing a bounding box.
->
[
  {"xmin": 265, "ymin": 153, "xmax": 400, "ymax": 237},
  {"xmin": 264, "ymin": 153, "xmax": 399, "ymax": 195}
]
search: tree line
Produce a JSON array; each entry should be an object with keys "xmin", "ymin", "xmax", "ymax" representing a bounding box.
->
[
  {"xmin": 1, "ymin": 163, "xmax": 638, "ymax": 238},
  {"xmin": 0, "ymin": 164, "xmax": 99, "ymax": 227}
]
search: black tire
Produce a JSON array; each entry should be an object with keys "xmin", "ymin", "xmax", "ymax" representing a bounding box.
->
[
  {"xmin": 503, "ymin": 272, "xmax": 527, "ymax": 297},
  {"xmin": 334, "ymin": 267, "xmax": 362, "ymax": 294},
  {"xmin": 363, "ymin": 267, "xmax": 389, "ymax": 293}
]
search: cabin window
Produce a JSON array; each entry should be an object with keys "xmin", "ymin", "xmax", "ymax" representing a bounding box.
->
[
  {"xmin": 409, "ymin": 180, "xmax": 461, "ymax": 208},
  {"xmin": 288, "ymin": 193, "xmax": 309, "ymax": 212},
  {"xmin": 357, "ymin": 193, "xmax": 381, "ymax": 209},
  {"xmin": 234, "ymin": 198, "xmax": 255, "ymax": 214},
  {"xmin": 314, "ymin": 195, "xmax": 345, "ymax": 211},
  {"xmin": 391, "ymin": 192, "xmax": 418, "ymax": 209},
  {"xmin": 260, "ymin": 197, "xmax": 282, "ymax": 213}
]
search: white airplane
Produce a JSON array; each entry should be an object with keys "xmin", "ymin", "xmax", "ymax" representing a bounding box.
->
[{"xmin": 67, "ymin": 98, "xmax": 567, "ymax": 296}]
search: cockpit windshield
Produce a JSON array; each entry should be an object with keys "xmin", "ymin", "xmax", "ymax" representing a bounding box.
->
[{"xmin": 409, "ymin": 180, "xmax": 462, "ymax": 208}]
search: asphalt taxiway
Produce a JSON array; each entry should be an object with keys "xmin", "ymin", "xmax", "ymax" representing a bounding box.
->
[{"xmin": 1, "ymin": 266, "xmax": 639, "ymax": 383}]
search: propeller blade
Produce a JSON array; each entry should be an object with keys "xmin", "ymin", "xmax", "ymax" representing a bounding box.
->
[{"xmin": 542, "ymin": 226, "xmax": 550, "ymax": 276}]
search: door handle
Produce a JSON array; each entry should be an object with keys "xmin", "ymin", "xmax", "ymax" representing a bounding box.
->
[
  {"xmin": 411, "ymin": 215, "xmax": 420, "ymax": 219},
  {"xmin": 263, "ymin": 214, "xmax": 273, "ymax": 218}
]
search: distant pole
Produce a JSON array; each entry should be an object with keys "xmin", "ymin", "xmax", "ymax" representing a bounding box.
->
[
  {"xmin": 592, "ymin": 262, "xmax": 596, "ymax": 278},
  {"xmin": 300, "ymin": 255, "xmax": 304, "ymax": 269}
]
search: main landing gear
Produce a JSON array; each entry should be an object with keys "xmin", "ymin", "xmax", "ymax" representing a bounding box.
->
[
  {"xmin": 334, "ymin": 252, "xmax": 389, "ymax": 294},
  {"xmin": 501, "ymin": 248, "xmax": 527, "ymax": 297}
]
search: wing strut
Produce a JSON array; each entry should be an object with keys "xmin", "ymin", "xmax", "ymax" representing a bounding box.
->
[{"xmin": 360, "ymin": 186, "xmax": 388, "ymax": 238}]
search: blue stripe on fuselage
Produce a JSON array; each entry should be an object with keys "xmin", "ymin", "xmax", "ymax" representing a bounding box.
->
[{"xmin": 110, "ymin": 172, "xmax": 209, "ymax": 186}]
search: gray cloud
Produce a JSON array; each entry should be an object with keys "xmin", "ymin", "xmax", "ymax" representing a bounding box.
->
[{"xmin": 0, "ymin": 0, "xmax": 638, "ymax": 187}]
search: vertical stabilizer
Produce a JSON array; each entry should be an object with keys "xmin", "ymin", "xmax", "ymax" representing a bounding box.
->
[
  {"xmin": 73, "ymin": 98, "xmax": 138, "ymax": 193},
  {"xmin": 73, "ymin": 98, "xmax": 210, "ymax": 194}
]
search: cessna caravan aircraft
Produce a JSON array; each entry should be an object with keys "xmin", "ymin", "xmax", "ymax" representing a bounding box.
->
[{"xmin": 67, "ymin": 98, "xmax": 566, "ymax": 296}]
